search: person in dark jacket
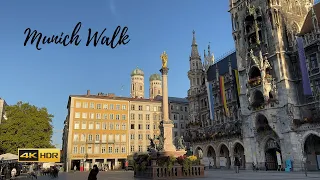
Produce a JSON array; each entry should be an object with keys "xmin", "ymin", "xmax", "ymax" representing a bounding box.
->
[
  {"xmin": 234, "ymin": 158, "xmax": 240, "ymax": 173},
  {"xmin": 88, "ymin": 165, "xmax": 99, "ymax": 180},
  {"xmin": 5, "ymin": 166, "xmax": 11, "ymax": 180}
]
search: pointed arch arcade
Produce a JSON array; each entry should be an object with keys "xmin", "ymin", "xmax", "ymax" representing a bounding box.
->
[
  {"xmin": 218, "ymin": 143, "xmax": 231, "ymax": 169},
  {"xmin": 233, "ymin": 143, "xmax": 246, "ymax": 169},
  {"xmin": 303, "ymin": 132, "xmax": 320, "ymax": 171},
  {"xmin": 206, "ymin": 145, "xmax": 217, "ymax": 168}
]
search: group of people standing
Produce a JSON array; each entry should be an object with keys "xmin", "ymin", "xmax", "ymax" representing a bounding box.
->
[
  {"xmin": 41, "ymin": 166, "xmax": 59, "ymax": 178},
  {"xmin": 0, "ymin": 163, "xmax": 21, "ymax": 180}
]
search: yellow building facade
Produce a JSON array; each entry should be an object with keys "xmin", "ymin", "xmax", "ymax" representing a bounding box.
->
[{"xmin": 65, "ymin": 93, "xmax": 130, "ymax": 171}]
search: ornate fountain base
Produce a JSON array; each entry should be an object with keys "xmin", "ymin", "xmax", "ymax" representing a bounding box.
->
[
  {"xmin": 158, "ymin": 150, "xmax": 187, "ymax": 157},
  {"xmin": 134, "ymin": 159, "xmax": 205, "ymax": 179}
]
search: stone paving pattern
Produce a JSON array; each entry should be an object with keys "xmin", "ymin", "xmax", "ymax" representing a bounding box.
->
[{"xmin": 20, "ymin": 170, "xmax": 320, "ymax": 180}]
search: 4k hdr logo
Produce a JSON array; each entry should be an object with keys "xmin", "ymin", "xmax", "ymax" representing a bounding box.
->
[{"xmin": 18, "ymin": 149, "xmax": 60, "ymax": 162}]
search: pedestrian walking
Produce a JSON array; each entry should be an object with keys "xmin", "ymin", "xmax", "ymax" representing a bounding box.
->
[
  {"xmin": 265, "ymin": 162, "xmax": 268, "ymax": 171},
  {"xmin": 88, "ymin": 165, "xmax": 99, "ymax": 180},
  {"xmin": 11, "ymin": 168, "xmax": 16, "ymax": 179},
  {"xmin": 28, "ymin": 164, "xmax": 37, "ymax": 179},
  {"xmin": 74, "ymin": 165, "xmax": 77, "ymax": 173},
  {"xmin": 234, "ymin": 158, "xmax": 240, "ymax": 173},
  {"xmin": 237, "ymin": 159, "xmax": 240, "ymax": 173},
  {"xmin": 125, "ymin": 161, "xmax": 128, "ymax": 171},
  {"xmin": 252, "ymin": 162, "xmax": 257, "ymax": 172}
]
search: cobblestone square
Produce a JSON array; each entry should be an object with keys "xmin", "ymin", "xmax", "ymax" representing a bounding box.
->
[{"xmin": 28, "ymin": 170, "xmax": 320, "ymax": 180}]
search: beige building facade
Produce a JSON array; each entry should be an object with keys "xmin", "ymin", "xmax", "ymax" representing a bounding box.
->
[
  {"xmin": 128, "ymin": 99, "xmax": 162, "ymax": 154},
  {"xmin": 62, "ymin": 92, "xmax": 130, "ymax": 172},
  {"xmin": 169, "ymin": 98, "xmax": 189, "ymax": 138}
]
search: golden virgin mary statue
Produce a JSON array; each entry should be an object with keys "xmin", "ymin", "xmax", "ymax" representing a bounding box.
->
[{"xmin": 161, "ymin": 51, "xmax": 168, "ymax": 68}]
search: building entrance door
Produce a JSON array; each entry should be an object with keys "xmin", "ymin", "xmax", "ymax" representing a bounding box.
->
[{"xmin": 265, "ymin": 139, "xmax": 281, "ymax": 170}]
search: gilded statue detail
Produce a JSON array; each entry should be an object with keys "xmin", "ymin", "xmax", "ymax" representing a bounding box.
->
[{"xmin": 161, "ymin": 51, "xmax": 168, "ymax": 68}]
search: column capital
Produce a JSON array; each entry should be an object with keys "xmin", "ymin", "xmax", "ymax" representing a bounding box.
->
[
  {"xmin": 160, "ymin": 67, "xmax": 169, "ymax": 75},
  {"xmin": 163, "ymin": 120, "xmax": 173, "ymax": 124}
]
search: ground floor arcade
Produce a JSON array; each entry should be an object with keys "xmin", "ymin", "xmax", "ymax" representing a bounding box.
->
[
  {"xmin": 68, "ymin": 158, "xmax": 126, "ymax": 172},
  {"xmin": 193, "ymin": 139, "xmax": 246, "ymax": 170},
  {"xmin": 192, "ymin": 114, "xmax": 320, "ymax": 171}
]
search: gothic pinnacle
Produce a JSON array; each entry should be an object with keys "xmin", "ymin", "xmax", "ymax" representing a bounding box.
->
[
  {"xmin": 190, "ymin": 30, "xmax": 200, "ymax": 59},
  {"xmin": 192, "ymin": 30, "xmax": 197, "ymax": 46}
]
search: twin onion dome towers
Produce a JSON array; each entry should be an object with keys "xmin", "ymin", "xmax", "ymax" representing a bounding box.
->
[{"xmin": 130, "ymin": 67, "xmax": 162, "ymax": 99}]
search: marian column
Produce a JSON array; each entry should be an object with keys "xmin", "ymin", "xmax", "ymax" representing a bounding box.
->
[{"xmin": 159, "ymin": 51, "xmax": 176, "ymax": 152}]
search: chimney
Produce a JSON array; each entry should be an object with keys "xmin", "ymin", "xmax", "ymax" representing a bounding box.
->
[{"xmin": 87, "ymin": 90, "xmax": 90, "ymax": 96}]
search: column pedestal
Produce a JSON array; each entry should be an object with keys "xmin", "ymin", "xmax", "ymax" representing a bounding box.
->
[{"xmin": 163, "ymin": 123, "xmax": 176, "ymax": 152}]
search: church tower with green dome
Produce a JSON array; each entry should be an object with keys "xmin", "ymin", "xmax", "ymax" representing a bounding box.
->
[
  {"xmin": 130, "ymin": 67, "xmax": 145, "ymax": 98},
  {"xmin": 149, "ymin": 74, "xmax": 162, "ymax": 99}
]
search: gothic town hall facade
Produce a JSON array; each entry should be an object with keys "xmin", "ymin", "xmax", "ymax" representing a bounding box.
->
[{"xmin": 186, "ymin": 0, "xmax": 320, "ymax": 171}]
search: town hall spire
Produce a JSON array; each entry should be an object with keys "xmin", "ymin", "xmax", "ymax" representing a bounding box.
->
[{"xmin": 190, "ymin": 30, "xmax": 200, "ymax": 59}]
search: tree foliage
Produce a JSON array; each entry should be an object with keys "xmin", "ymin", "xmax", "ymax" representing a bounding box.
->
[{"xmin": 0, "ymin": 101, "xmax": 54, "ymax": 154}]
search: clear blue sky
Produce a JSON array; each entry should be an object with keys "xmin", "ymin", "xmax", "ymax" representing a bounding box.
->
[{"xmin": 0, "ymin": 0, "xmax": 234, "ymax": 148}]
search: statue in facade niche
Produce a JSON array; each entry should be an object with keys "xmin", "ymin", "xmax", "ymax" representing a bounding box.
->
[{"xmin": 264, "ymin": 56, "xmax": 271, "ymax": 70}]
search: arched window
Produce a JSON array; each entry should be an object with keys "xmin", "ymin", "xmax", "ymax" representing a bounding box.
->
[
  {"xmin": 249, "ymin": 66, "xmax": 261, "ymax": 79},
  {"xmin": 252, "ymin": 90, "xmax": 265, "ymax": 108}
]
